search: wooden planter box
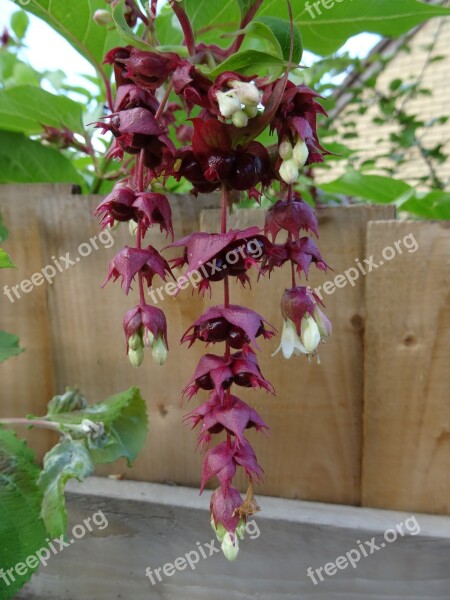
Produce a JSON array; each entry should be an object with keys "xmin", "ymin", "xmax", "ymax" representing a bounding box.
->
[
  {"xmin": 17, "ymin": 477, "xmax": 450, "ymax": 599},
  {"xmin": 1, "ymin": 184, "xmax": 449, "ymax": 516}
]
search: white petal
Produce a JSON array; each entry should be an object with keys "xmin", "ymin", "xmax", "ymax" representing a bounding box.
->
[{"xmin": 301, "ymin": 315, "xmax": 321, "ymax": 353}]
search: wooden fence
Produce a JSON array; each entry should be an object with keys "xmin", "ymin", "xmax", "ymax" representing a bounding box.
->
[{"xmin": 1, "ymin": 184, "xmax": 449, "ymax": 514}]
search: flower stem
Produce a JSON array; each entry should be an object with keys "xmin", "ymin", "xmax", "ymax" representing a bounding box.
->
[
  {"xmin": 155, "ymin": 80, "xmax": 174, "ymax": 121},
  {"xmin": 222, "ymin": 185, "xmax": 232, "ymax": 421},
  {"xmin": 0, "ymin": 418, "xmax": 61, "ymax": 432},
  {"xmin": 137, "ymin": 148, "xmax": 146, "ymax": 306},
  {"xmin": 170, "ymin": 1, "xmax": 196, "ymax": 56}
]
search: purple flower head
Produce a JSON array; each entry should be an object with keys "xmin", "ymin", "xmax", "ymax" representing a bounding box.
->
[
  {"xmin": 262, "ymin": 237, "xmax": 329, "ymax": 278},
  {"xmin": 200, "ymin": 439, "xmax": 263, "ymax": 493},
  {"xmin": 184, "ymin": 392, "xmax": 268, "ymax": 448},
  {"xmin": 231, "ymin": 351, "xmax": 275, "ymax": 394},
  {"xmin": 133, "ymin": 192, "xmax": 173, "ymax": 239},
  {"xmin": 103, "ymin": 245, "xmax": 173, "ymax": 294},
  {"xmin": 182, "ymin": 354, "xmax": 233, "ymax": 401},
  {"xmin": 173, "ymin": 60, "xmax": 213, "ymax": 112},
  {"xmin": 95, "ymin": 183, "xmax": 137, "ymax": 227},
  {"xmin": 123, "ymin": 303, "xmax": 168, "ymax": 353},
  {"xmin": 169, "ymin": 228, "xmax": 269, "ymax": 295},
  {"xmin": 114, "ymin": 84, "xmax": 159, "ymax": 113},
  {"xmin": 119, "ymin": 49, "xmax": 180, "ymax": 90},
  {"xmin": 265, "ymin": 194, "xmax": 319, "ymax": 241},
  {"xmin": 280, "ymin": 286, "xmax": 318, "ymax": 334},
  {"xmin": 181, "ymin": 304, "xmax": 275, "ymax": 352},
  {"xmin": 210, "ymin": 485, "xmax": 243, "ymax": 534}
]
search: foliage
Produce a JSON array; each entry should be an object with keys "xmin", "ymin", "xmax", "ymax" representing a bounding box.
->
[
  {"xmin": 0, "ymin": 387, "xmax": 148, "ymax": 598},
  {"xmin": 0, "ymin": 0, "xmax": 447, "ymax": 216}
]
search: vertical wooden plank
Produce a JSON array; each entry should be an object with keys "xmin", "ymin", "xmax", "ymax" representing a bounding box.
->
[
  {"xmin": 36, "ymin": 191, "xmax": 218, "ymax": 487},
  {"xmin": 200, "ymin": 205, "xmax": 395, "ymax": 504},
  {"xmin": 363, "ymin": 220, "xmax": 450, "ymax": 515},
  {"xmin": 0, "ymin": 185, "xmax": 61, "ymax": 458}
]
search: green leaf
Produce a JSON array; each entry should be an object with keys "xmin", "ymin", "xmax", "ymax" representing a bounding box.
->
[
  {"xmin": 317, "ymin": 171, "xmax": 412, "ymax": 204},
  {"xmin": 38, "ymin": 440, "xmax": 94, "ymax": 538},
  {"xmin": 0, "ymin": 248, "xmax": 15, "ymax": 269},
  {"xmin": 47, "ymin": 389, "xmax": 89, "ymax": 416},
  {"xmin": 0, "ymin": 331, "xmax": 24, "ymax": 363},
  {"xmin": 236, "ymin": 0, "xmax": 260, "ymax": 16},
  {"xmin": 47, "ymin": 387, "xmax": 148, "ymax": 466},
  {"xmin": 0, "ymin": 131, "xmax": 83, "ymax": 185},
  {"xmin": 248, "ymin": 17, "xmax": 303, "ymax": 63},
  {"xmin": 0, "ymin": 86, "xmax": 84, "ymax": 135},
  {"xmin": 400, "ymin": 191, "xmax": 450, "ymax": 220},
  {"xmin": 208, "ymin": 49, "xmax": 288, "ymax": 77},
  {"xmin": 11, "ymin": 11, "xmax": 30, "ymax": 40},
  {"xmin": 23, "ymin": 0, "xmax": 122, "ymax": 74},
  {"xmin": 0, "ymin": 429, "xmax": 48, "ymax": 599},
  {"xmin": 257, "ymin": 0, "xmax": 450, "ymax": 56},
  {"xmin": 112, "ymin": 0, "xmax": 151, "ymax": 50},
  {"xmin": 0, "ymin": 214, "xmax": 8, "ymax": 243}
]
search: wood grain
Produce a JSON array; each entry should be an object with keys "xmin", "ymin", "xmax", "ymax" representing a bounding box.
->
[
  {"xmin": 0, "ymin": 185, "xmax": 61, "ymax": 458},
  {"xmin": 362, "ymin": 220, "xmax": 450, "ymax": 515},
  {"xmin": 18, "ymin": 478, "xmax": 450, "ymax": 600}
]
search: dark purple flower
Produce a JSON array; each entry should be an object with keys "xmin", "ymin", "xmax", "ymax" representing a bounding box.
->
[
  {"xmin": 265, "ymin": 194, "xmax": 319, "ymax": 241},
  {"xmin": 181, "ymin": 304, "xmax": 275, "ymax": 352}
]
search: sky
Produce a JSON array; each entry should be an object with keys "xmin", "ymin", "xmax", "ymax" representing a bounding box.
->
[{"xmin": 0, "ymin": 0, "xmax": 381, "ymax": 86}]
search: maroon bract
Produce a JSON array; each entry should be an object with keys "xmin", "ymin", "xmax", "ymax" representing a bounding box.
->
[
  {"xmin": 104, "ymin": 246, "xmax": 172, "ymax": 294},
  {"xmin": 265, "ymin": 195, "xmax": 319, "ymax": 241}
]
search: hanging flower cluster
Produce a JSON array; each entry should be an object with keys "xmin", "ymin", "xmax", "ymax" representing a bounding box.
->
[{"xmin": 94, "ymin": 0, "xmax": 331, "ymax": 560}]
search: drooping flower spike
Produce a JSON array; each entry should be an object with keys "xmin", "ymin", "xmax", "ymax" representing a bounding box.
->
[{"xmin": 94, "ymin": 0, "xmax": 331, "ymax": 560}]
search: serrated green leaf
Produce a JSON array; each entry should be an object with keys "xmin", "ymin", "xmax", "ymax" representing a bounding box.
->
[
  {"xmin": 23, "ymin": 0, "xmax": 122, "ymax": 74},
  {"xmin": 11, "ymin": 11, "xmax": 30, "ymax": 40},
  {"xmin": 112, "ymin": 0, "xmax": 152, "ymax": 50},
  {"xmin": 0, "ymin": 131, "xmax": 83, "ymax": 185},
  {"xmin": 257, "ymin": 0, "xmax": 450, "ymax": 56},
  {"xmin": 248, "ymin": 17, "xmax": 303, "ymax": 63},
  {"xmin": 0, "ymin": 429, "xmax": 48, "ymax": 599},
  {"xmin": 317, "ymin": 171, "xmax": 412, "ymax": 204},
  {"xmin": 38, "ymin": 440, "xmax": 94, "ymax": 538},
  {"xmin": 208, "ymin": 49, "xmax": 287, "ymax": 77},
  {"xmin": 46, "ymin": 387, "xmax": 148, "ymax": 466},
  {"xmin": 0, "ymin": 86, "xmax": 84, "ymax": 135},
  {"xmin": 0, "ymin": 331, "xmax": 24, "ymax": 363}
]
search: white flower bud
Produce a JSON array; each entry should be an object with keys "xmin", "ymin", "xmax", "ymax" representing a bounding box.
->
[
  {"xmin": 301, "ymin": 315, "xmax": 321, "ymax": 353},
  {"xmin": 129, "ymin": 347, "xmax": 144, "ymax": 368},
  {"xmin": 221, "ymin": 532, "xmax": 239, "ymax": 561},
  {"xmin": 143, "ymin": 329, "xmax": 155, "ymax": 348},
  {"xmin": 230, "ymin": 80, "xmax": 262, "ymax": 107},
  {"xmin": 232, "ymin": 109, "xmax": 249, "ymax": 128},
  {"xmin": 244, "ymin": 104, "xmax": 259, "ymax": 119},
  {"xmin": 216, "ymin": 91, "xmax": 241, "ymax": 118},
  {"xmin": 129, "ymin": 332, "xmax": 143, "ymax": 351},
  {"xmin": 279, "ymin": 159, "xmax": 299, "ymax": 184},
  {"xmin": 293, "ymin": 138, "xmax": 309, "ymax": 168},
  {"xmin": 272, "ymin": 318, "xmax": 307, "ymax": 359},
  {"xmin": 152, "ymin": 336, "xmax": 168, "ymax": 366},
  {"xmin": 93, "ymin": 9, "xmax": 113, "ymax": 26},
  {"xmin": 279, "ymin": 139, "xmax": 293, "ymax": 160}
]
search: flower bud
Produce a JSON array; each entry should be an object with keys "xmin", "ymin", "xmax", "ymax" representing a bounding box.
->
[
  {"xmin": 93, "ymin": 9, "xmax": 113, "ymax": 26},
  {"xmin": 244, "ymin": 105, "xmax": 259, "ymax": 119},
  {"xmin": 211, "ymin": 518, "xmax": 227, "ymax": 542},
  {"xmin": 300, "ymin": 314, "xmax": 321, "ymax": 353},
  {"xmin": 230, "ymin": 80, "xmax": 262, "ymax": 107},
  {"xmin": 221, "ymin": 532, "xmax": 239, "ymax": 561},
  {"xmin": 216, "ymin": 91, "xmax": 241, "ymax": 118},
  {"xmin": 232, "ymin": 110, "xmax": 249, "ymax": 129},
  {"xmin": 129, "ymin": 347, "xmax": 144, "ymax": 368},
  {"xmin": 108, "ymin": 219, "xmax": 120, "ymax": 232},
  {"xmin": 152, "ymin": 335, "xmax": 168, "ymax": 366},
  {"xmin": 293, "ymin": 138, "xmax": 309, "ymax": 168},
  {"xmin": 279, "ymin": 139, "xmax": 293, "ymax": 161},
  {"xmin": 143, "ymin": 328, "xmax": 155, "ymax": 348},
  {"xmin": 279, "ymin": 159, "xmax": 299, "ymax": 184},
  {"xmin": 128, "ymin": 332, "xmax": 143, "ymax": 351}
]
